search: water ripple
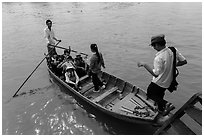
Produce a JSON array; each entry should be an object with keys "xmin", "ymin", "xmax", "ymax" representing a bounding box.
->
[
  {"xmin": 3, "ymin": 2, "xmax": 201, "ymax": 135},
  {"xmin": 26, "ymin": 95, "xmax": 94, "ymax": 135}
]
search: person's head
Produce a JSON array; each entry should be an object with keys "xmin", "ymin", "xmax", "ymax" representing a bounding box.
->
[
  {"xmin": 66, "ymin": 68, "xmax": 74, "ymax": 76},
  {"xmin": 76, "ymin": 54, "xmax": 81, "ymax": 58},
  {"xmin": 57, "ymin": 55, "xmax": 63, "ymax": 62},
  {"xmin": 46, "ymin": 19, "xmax": 52, "ymax": 27},
  {"xmin": 74, "ymin": 58, "xmax": 80, "ymax": 65},
  {"xmin": 90, "ymin": 43, "xmax": 101, "ymax": 63},
  {"xmin": 90, "ymin": 44, "xmax": 98, "ymax": 53},
  {"xmin": 67, "ymin": 56, "xmax": 73, "ymax": 61},
  {"xmin": 149, "ymin": 34, "xmax": 166, "ymax": 51},
  {"xmin": 76, "ymin": 54, "xmax": 83, "ymax": 61},
  {"xmin": 64, "ymin": 49, "xmax": 71, "ymax": 55},
  {"xmin": 53, "ymin": 54, "xmax": 57, "ymax": 59}
]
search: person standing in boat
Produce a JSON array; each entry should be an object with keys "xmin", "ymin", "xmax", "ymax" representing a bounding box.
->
[
  {"xmin": 137, "ymin": 34, "xmax": 187, "ymax": 116},
  {"xmin": 44, "ymin": 19, "xmax": 61, "ymax": 56},
  {"xmin": 89, "ymin": 44, "xmax": 106, "ymax": 92}
]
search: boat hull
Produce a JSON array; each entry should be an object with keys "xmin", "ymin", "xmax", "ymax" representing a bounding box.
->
[{"xmin": 47, "ymin": 65, "xmax": 159, "ymax": 124}]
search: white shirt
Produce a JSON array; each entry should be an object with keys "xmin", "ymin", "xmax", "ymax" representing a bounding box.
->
[
  {"xmin": 152, "ymin": 47, "xmax": 186, "ymax": 88},
  {"xmin": 44, "ymin": 27, "xmax": 55, "ymax": 45},
  {"xmin": 65, "ymin": 70, "xmax": 79, "ymax": 85}
]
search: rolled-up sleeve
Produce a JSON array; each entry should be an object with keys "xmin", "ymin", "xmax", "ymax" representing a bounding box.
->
[
  {"xmin": 175, "ymin": 48, "xmax": 186, "ymax": 62},
  {"xmin": 44, "ymin": 29, "xmax": 49, "ymax": 40}
]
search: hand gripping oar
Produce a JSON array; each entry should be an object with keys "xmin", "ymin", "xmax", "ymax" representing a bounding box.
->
[{"xmin": 12, "ymin": 41, "xmax": 61, "ymax": 98}]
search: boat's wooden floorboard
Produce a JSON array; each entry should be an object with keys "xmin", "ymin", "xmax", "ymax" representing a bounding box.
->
[
  {"xmin": 93, "ymin": 87, "xmax": 118, "ymax": 103},
  {"xmin": 80, "ymin": 82, "xmax": 94, "ymax": 94},
  {"xmin": 111, "ymin": 93, "xmax": 156, "ymax": 120}
]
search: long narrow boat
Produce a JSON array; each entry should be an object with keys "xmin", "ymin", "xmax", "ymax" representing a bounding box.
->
[{"xmin": 46, "ymin": 50, "xmax": 160, "ymax": 124}]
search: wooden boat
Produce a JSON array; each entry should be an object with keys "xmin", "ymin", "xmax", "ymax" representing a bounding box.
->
[{"xmin": 46, "ymin": 51, "xmax": 159, "ymax": 124}]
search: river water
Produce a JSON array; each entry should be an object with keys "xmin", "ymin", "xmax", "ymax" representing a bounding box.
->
[{"xmin": 2, "ymin": 2, "xmax": 202, "ymax": 135}]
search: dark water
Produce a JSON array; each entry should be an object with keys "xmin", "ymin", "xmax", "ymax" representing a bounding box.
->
[{"xmin": 2, "ymin": 2, "xmax": 202, "ymax": 135}]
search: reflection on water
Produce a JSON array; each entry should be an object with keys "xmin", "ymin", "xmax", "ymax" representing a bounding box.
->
[
  {"xmin": 4, "ymin": 86, "xmax": 94, "ymax": 135},
  {"xmin": 2, "ymin": 2, "xmax": 201, "ymax": 135},
  {"xmin": 30, "ymin": 102, "xmax": 93, "ymax": 135}
]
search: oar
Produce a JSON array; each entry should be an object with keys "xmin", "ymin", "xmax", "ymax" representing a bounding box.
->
[
  {"xmin": 12, "ymin": 41, "xmax": 61, "ymax": 98},
  {"xmin": 54, "ymin": 45, "xmax": 88, "ymax": 56}
]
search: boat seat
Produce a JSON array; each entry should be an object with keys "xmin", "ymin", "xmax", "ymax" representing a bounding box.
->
[
  {"xmin": 136, "ymin": 93, "xmax": 157, "ymax": 110},
  {"xmin": 93, "ymin": 87, "xmax": 118, "ymax": 103},
  {"xmin": 79, "ymin": 75, "xmax": 89, "ymax": 82},
  {"xmin": 80, "ymin": 83, "xmax": 94, "ymax": 94}
]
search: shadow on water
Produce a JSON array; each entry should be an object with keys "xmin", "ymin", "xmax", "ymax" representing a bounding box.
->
[{"xmin": 52, "ymin": 78, "xmax": 158, "ymax": 135}]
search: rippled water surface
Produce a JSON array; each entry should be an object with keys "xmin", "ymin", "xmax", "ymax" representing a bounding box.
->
[{"xmin": 2, "ymin": 2, "xmax": 202, "ymax": 135}]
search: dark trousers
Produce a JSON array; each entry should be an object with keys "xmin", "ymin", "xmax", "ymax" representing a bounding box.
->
[
  {"xmin": 92, "ymin": 72, "xmax": 103, "ymax": 91},
  {"xmin": 75, "ymin": 67, "xmax": 87, "ymax": 78},
  {"xmin": 147, "ymin": 82, "xmax": 167, "ymax": 112},
  {"xmin": 47, "ymin": 44, "xmax": 57, "ymax": 56}
]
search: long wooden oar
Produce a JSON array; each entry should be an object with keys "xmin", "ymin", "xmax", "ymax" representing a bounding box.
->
[
  {"xmin": 54, "ymin": 45, "xmax": 88, "ymax": 56},
  {"xmin": 12, "ymin": 41, "xmax": 61, "ymax": 97}
]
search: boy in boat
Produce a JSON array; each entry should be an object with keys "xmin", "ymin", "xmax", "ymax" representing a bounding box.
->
[
  {"xmin": 137, "ymin": 34, "xmax": 187, "ymax": 116},
  {"xmin": 44, "ymin": 19, "xmax": 61, "ymax": 56},
  {"xmin": 57, "ymin": 55, "xmax": 74, "ymax": 79},
  {"xmin": 50, "ymin": 54, "xmax": 58, "ymax": 71},
  {"xmin": 73, "ymin": 55, "xmax": 88, "ymax": 78},
  {"xmin": 49, "ymin": 54, "xmax": 63, "ymax": 77},
  {"xmin": 63, "ymin": 49, "xmax": 72, "ymax": 60}
]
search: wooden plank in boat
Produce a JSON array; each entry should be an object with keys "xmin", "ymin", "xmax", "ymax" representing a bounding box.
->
[
  {"xmin": 185, "ymin": 106, "xmax": 202, "ymax": 126},
  {"xmin": 93, "ymin": 87, "xmax": 118, "ymax": 103},
  {"xmin": 115, "ymin": 78, "xmax": 125, "ymax": 91},
  {"xmin": 112, "ymin": 93, "xmax": 145, "ymax": 112},
  {"xmin": 105, "ymin": 75, "xmax": 117, "ymax": 89},
  {"xmin": 136, "ymin": 93, "xmax": 157, "ymax": 110},
  {"xmin": 111, "ymin": 93, "xmax": 156, "ymax": 120},
  {"xmin": 80, "ymin": 83, "xmax": 94, "ymax": 94},
  {"xmin": 79, "ymin": 75, "xmax": 89, "ymax": 82},
  {"xmin": 171, "ymin": 119, "xmax": 195, "ymax": 135},
  {"xmin": 123, "ymin": 82, "xmax": 134, "ymax": 97},
  {"xmin": 101, "ymin": 72, "xmax": 110, "ymax": 82}
]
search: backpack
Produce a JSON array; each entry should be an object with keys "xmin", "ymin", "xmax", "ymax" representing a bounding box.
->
[{"xmin": 168, "ymin": 47, "xmax": 179, "ymax": 93}]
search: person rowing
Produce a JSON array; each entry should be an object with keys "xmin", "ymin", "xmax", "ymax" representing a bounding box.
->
[{"xmin": 44, "ymin": 19, "xmax": 61, "ymax": 56}]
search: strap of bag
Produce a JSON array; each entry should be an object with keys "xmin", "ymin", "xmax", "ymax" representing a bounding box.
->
[{"xmin": 168, "ymin": 47, "xmax": 179, "ymax": 79}]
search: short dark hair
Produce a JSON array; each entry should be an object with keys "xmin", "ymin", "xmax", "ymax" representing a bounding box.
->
[
  {"xmin": 156, "ymin": 40, "xmax": 166, "ymax": 46},
  {"xmin": 90, "ymin": 44, "xmax": 97, "ymax": 52},
  {"xmin": 90, "ymin": 44, "xmax": 101, "ymax": 63},
  {"xmin": 46, "ymin": 19, "xmax": 52, "ymax": 24},
  {"xmin": 64, "ymin": 49, "xmax": 70, "ymax": 54},
  {"xmin": 67, "ymin": 56, "xmax": 73, "ymax": 60}
]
